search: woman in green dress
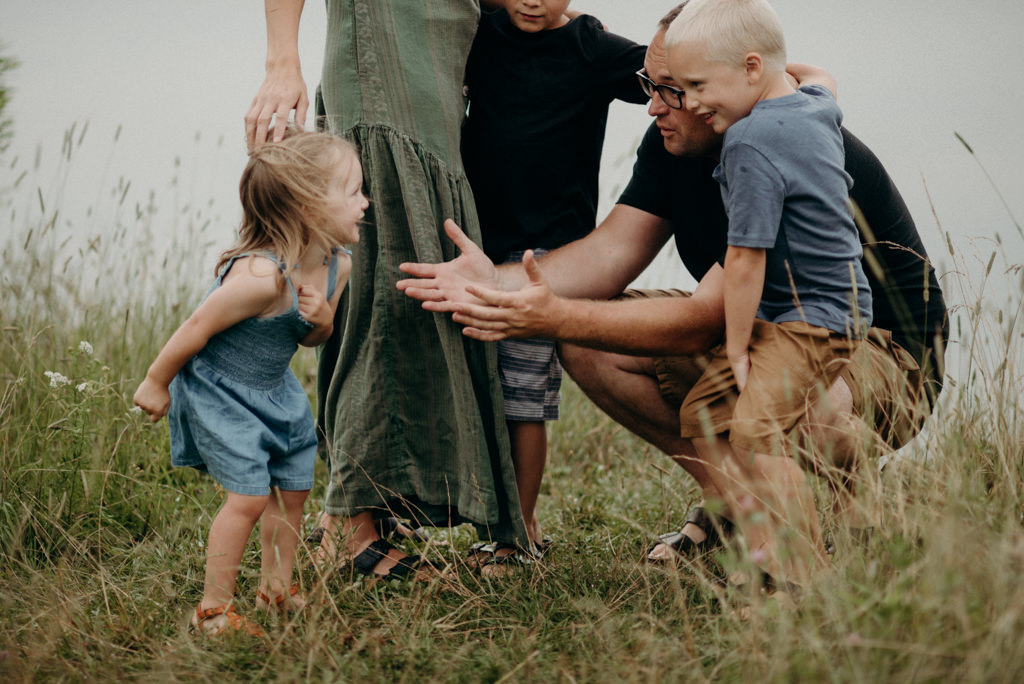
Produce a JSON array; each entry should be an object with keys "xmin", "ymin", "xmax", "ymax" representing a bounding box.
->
[{"xmin": 246, "ymin": 0, "xmax": 528, "ymax": 578}]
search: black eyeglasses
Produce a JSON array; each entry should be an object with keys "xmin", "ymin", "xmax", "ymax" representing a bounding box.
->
[{"xmin": 636, "ymin": 69, "xmax": 685, "ymax": 110}]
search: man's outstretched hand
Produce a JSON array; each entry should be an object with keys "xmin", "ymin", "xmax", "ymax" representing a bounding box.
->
[
  {"xmin": 451, "ymin": 250, "xmax": 567, "ymax": 342},
  {"xmin": 397, "ymin": 219, "xmax": 498, "ymax": 311}
]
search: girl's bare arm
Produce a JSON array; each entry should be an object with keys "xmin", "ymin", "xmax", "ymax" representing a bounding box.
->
[{"xmin": 133, "ymin": 260, "xmax": 282, "ymax": 421}]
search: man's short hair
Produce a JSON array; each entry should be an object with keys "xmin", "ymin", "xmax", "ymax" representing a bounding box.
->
[
  {"xmin": 664, "ymin": 0, "xmax": 787, "ymax": 72},
  {"xmin": 658, "ymin": 2, "xmax": 688, "ymax": 31}
]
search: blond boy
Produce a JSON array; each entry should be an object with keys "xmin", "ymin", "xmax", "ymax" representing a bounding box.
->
[{"xmin": 664, "ymin": 0, "xmax": 872, "ymax": 588}]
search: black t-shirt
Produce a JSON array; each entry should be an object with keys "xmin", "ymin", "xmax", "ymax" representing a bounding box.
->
[
  {"xmin": 462, "ymin": 10, "xmax": 647, "ymax": 262},
  {"xmin": 618, "ymin": 122, "xmax": 948, "ymax": 394}
]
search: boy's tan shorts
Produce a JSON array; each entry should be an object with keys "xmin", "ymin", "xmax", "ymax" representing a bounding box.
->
[
  {"xmin": 677, "ymin": 320, "xmax": 858, "ymax": 454},
  {"xmin": 622, "ymin": 289, "xmax": 931, "ymax": 454},
  {"xmin": 837, "ymin": 327, "xmax": 929, "ymax": 450},
  {"xmin": 614, "ymin": 288, "xmax": 714, "ymax": 405}
]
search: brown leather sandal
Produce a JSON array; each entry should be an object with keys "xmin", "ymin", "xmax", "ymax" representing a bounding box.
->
[
  {"xmin": 255, "ymin": 585, "xmax": 303, "ymax": 614},
  {"xmin": 190, "ymin": 603, "xmax": 265, "ymax": 637}
]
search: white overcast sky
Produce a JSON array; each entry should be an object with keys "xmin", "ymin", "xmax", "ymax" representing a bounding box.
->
[{"xmin": 3, "ymin": 1, "xmax": 1023, "ymax": 296}]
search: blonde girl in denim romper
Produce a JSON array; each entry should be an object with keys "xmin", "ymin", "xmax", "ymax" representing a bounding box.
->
[{"xmin": 134, "ymin": 129, "xmax": 367, "ymax": 636}]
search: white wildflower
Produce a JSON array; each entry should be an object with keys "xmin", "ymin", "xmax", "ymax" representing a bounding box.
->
[
  {"xmin": 76, "ymin": 382, "xmax": 89, "ymax": 392},
  {"xmin": 44, "ymin": 371, "xmax": 71, "ymax": 388},
  {"xmin": 128, "ymin": 406, "xmax": 143, "ymax": 415},
  {"xmin": 78, "ymin": 340, "xmax": 94, "ymax": 356}
]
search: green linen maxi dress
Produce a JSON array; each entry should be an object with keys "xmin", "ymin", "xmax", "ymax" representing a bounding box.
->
[{"xmin": 314, "ymin": 0, "xmax": 527, "ymax": 547}]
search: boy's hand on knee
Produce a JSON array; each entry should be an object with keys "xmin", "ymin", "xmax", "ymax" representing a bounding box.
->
[{"xmin": 730, "ymin": 353, "xmax": 751, "ymax": 392}]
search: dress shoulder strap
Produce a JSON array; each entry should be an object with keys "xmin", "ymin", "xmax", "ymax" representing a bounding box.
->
[
  {"xmin": 215, "ymin": 251, "xmax": 254, "ymax": 284},
  {"xmin": 324, "ymin": 246, "xmax": 351, "ymax": 301}
]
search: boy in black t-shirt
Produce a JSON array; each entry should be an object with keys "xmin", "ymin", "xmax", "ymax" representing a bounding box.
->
[{"xmin": 461, "ymin": 0, "xmax": 647, "ymax": 566}]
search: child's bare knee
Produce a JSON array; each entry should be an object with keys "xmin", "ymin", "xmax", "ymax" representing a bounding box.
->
[{"xmin": 225, "ymin": 492, "xmax": 270, "ymax": 520}]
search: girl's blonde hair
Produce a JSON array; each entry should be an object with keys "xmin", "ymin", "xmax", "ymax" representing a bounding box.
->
[
  {"xmin": 217, "ymin": 127, "xmax": 360, "ymax": 275},
  {"xmin": 665, "ymin": 0, "xmax": 787, "ymax": 73}
]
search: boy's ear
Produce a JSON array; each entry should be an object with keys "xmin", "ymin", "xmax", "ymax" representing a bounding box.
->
[{"xmin": 743, "ymin": 51, "xmax": 764, "ymax": 84}]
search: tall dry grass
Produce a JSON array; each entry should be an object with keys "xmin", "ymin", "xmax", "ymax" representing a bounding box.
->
[{"xmin": 1, "ymin": 127, "xmax": 1022, "ymax": 682}]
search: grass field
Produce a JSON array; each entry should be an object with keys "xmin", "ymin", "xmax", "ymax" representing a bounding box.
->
[{"xmin": 2, "ymin": 133, "xmax": 1023, "ymax": 682}]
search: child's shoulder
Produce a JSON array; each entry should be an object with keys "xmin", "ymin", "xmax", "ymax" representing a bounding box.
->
[
  {"xmin": 226, "ymin": 253, "xmax": 283, "ymax": 277},
  {"xmin": 570, "ymin": 14, "xmax": 644, "ymax": 61},
  {"xmin": 220, "ymin": 254, "xmax": 285, "ymax": 293}
]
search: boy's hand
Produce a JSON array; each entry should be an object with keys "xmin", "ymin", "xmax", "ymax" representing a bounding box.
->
[
  {"xmin": 398, "ymin": 219, "xmax": 498, "ymax": 311},
  {"xmin": 729, "ymin": 352, "xmax": 751, "ymax": 392},
  {"xmin": 297, "ymin": 284, "xmax": 331, "ymax": 330},
  {"xmin": 134, "ymin": 378, "xmax": 170, "ymax": 422}
]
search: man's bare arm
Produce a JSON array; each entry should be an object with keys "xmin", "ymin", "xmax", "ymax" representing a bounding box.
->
[
  {"xmin": 787, "ymin": 62, "xmax": 837, "ymax": 97},
  {"xmin": 528, "ymin": 204, "xmax": 673, "ymax": 299},
  {"xmin": 454, "ymin": 257, "xmax": 726, "ymax": 356},
  {"xmin": 398, "ymin": 204, "xmax": 673, "ymax": 306}
]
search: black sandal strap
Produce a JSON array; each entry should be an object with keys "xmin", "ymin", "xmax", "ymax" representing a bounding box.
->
[
  {"xmin": 649, "ymin": 506, "xmax": 735, "ymax": 557},
  {"xmin": 484, "ymin": 542, "xmax": 537, "ymax": 567},
  {"xmin": 305, "ymin": 526, "xmax": 326, "ymax": 545},
  {"xmin": 375, "ymin": 517, "xmax": 401, "ymax": 539},
  {"xmin": 760, "ymin": 570, "xmax": 802, "ymax": 602},
  {"xmin": 382, "ymin": 554, "xmax": 422, "ymax": 580},
  {"xmin": 351, "ymin": 538, "xmax": 422, "ymax": 579},
  {"xmin": 351, "ymin": 538, "xmax": 395, "ymax": 577},
  {"xmin": 375, "ymin": 516, "xmax": 430, "ymax": 543}
]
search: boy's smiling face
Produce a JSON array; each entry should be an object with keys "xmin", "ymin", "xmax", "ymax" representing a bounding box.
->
[
  {"xmin": 505, "ymin": 0, "xmax": 571, "ymax": 33},
  {"xmin": 667, "ymin": 40, "xmax": 759, "ymax": 135}
]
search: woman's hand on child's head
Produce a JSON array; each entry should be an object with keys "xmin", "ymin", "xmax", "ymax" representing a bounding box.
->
[
  {"xmin": 297, "ymin": 284, "xmax": 331, "ymax": 329},
  {"xmin": 245, "ymin": 61, "xmax": 308, "ymax": 150},
  {"xmin": 133, "ymin": 378, "xmax": 170, "ymax": 423}
]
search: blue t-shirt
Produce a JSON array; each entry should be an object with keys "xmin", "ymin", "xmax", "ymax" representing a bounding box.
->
[{"xmin": 713, "ymin": 84, "xmax": 872, "ymax": 336}]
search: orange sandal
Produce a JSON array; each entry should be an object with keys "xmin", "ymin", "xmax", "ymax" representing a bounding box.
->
[
  {"xmin": 190, "ymin": 603, "xmax": 265, "ymax": 637},
  {"xmin": 255, "ymin": 585, "xmax": 303, "ymax": 614}
]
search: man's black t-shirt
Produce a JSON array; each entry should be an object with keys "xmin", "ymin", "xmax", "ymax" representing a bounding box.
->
[
  {"xmin": 618, "ymin": 122, "xmax": 948, "ymax": 394},
  {"xmin": 462, "ymin": 10, "xmax": 647, "ymax": 262}
]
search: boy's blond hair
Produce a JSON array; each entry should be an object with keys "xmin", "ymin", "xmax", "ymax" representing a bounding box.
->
[
  {"xmin": 665, "ymin": 0, "xmax": 787, "ymax": 73},
  {"xmin": 219, "ymin": 127, "xmax": 360, "ymax": 275}
]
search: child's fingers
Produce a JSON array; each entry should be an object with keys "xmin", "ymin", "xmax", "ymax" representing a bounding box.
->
[{"xmin": 298, "ymin": 284, "xmax": 323, "ymax": 299}]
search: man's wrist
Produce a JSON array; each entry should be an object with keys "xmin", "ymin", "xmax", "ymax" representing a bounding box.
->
[{"xmin": 493, "ymin": 262, "xmax": 523, "ymax": 292}]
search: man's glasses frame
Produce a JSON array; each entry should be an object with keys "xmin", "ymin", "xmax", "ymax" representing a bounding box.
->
[{"xmin": 636, "ymin": 68, "xmax": 685, "ymax": 110}]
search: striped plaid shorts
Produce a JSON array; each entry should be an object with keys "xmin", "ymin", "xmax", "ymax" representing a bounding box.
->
[{"xmin": 497, "ymin": 249, "xmax": 562, "ymax": 421}]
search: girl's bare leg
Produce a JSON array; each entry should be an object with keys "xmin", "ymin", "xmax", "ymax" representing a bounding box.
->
[
  {"xmin": 198, "ymin": 492, "xmax": 268, "ymax": 628},
  {"xmin": 258, "ymin": 488, "xmax": 309, "ymax": 611}
]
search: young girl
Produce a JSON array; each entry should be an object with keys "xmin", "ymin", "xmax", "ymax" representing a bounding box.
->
[{"xmin": 134, "ymin": 129, "xmax": 368, "ymax": 636}]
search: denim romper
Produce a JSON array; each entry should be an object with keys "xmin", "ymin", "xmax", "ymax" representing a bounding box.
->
[{"xmin": 168, "ymin": 249, "xmax": 344, "ymax": 496}]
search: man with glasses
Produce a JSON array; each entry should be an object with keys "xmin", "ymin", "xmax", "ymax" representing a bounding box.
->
[{"xmin": 399, "ymin": 3, "xmax": 946, "ymax": 575}]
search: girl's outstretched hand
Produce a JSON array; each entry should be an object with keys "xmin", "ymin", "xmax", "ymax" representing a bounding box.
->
[{"xmin": 134, "ymin": 378, "xmax": 170, "ymax": 422}]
